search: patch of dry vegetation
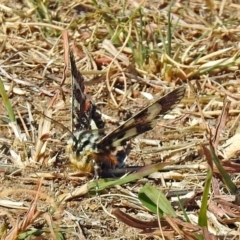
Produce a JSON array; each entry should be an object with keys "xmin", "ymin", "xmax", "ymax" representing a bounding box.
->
[{"xmin": 1, "ymin": 0, "xmax": 240, "ymax": 239}]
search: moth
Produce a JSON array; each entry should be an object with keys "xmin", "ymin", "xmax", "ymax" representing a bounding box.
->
[{"xmin": 66, "ymin": 51, "xmax": 185, "ymax": 174}]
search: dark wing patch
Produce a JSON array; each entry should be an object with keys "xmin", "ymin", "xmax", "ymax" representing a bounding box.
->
[
  {"xmin": 97, "ymin": 86, "xmax": 185, "ymax": 148},
  {"xmin": 70, "ymin": 51, "xmax": 105, "ymax": 132}
]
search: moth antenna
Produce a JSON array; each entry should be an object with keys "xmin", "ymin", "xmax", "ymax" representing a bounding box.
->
[{"xmin": 33, "ymin": 107, "xmax": 76, "ymax": 141}]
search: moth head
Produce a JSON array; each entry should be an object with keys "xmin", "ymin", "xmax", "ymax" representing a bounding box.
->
[{"xmin": 66, "ymin": 130, "xmax": 101, "ymax": 172}]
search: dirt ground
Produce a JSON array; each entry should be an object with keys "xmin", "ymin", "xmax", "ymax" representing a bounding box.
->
[{"xmin": 1, "ymin": 0, "xmax": 240, "ymax": 239}]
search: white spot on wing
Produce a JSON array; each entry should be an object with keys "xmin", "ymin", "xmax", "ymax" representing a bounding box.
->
[{"xmin": 112, "ymin": 128, "xmax": 138, "ymax": 147}]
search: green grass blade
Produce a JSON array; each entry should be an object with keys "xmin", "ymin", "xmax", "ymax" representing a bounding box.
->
[
  {"xmin": 167, "ymin": 0, "xmax": 174, "ymax": 57},
  {"xmin": 139, "ymin": 183, "xmax": 177, "ymax": 218},
  {"xmin": 198, "ymin": 167, "xmax": 212, "ymax": 227},
  {"xmin": 0, "ymin": 78, "xmax": 15, "ymax": 122},
  {"xmin": 209, "ymin": 143, "xmax": 238, "ymax": 194},
  {"xmin": 177, "ymin": 194, "xmax": 190, "ymax": 222},
  {"xmin": 198, "ymin": 144, "xmax": 213, "ymax": 227},
  {"xmin": 88, "ymin": 162, "xmax": 169, "ymax": 192}
]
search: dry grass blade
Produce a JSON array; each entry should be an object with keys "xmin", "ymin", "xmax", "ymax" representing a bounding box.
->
[
  {"xmin": 20, "ymin": 179, "xmax": 43, "ymax": 232},
  {"xmin": 212, "ymin": 97, "xmax": 230, "ymax": 150},
  {"xmin": 3, "ymin": 179, "xmax": 42, "ymax": 239},
  {"xmin": 112, "ymin": 208, "xmax": 160, "ymax": 229},
  {"xmin": 33, "ymin": 108, "xmax": 52, "ymax": 163}
]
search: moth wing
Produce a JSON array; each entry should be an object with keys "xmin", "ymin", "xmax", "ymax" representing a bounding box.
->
[
  {"xmin": 70, "ymin": 51, "xmax": 105, "ymax": 132},
  {"xmin": 97, "ymin": 86, "xmax": 185, "ymax": 148}
]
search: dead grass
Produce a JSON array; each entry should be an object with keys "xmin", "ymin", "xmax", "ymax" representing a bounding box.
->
[{"xmin": 1, "ymin": 0, "xmax": 240, "ymax": 239}]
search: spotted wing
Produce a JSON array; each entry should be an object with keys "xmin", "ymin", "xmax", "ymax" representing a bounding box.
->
[
  {"xmin": 70, "ymin": 51, "xmax": 105, "ymax": 132},
  {"xmin": 97, "ymin": 86, "xmax": 185, "ymax": 149}
]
